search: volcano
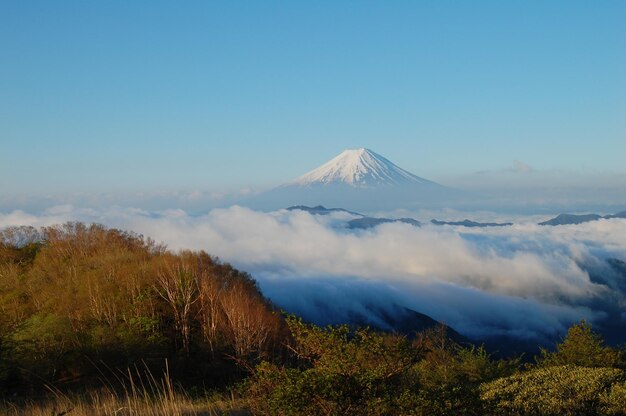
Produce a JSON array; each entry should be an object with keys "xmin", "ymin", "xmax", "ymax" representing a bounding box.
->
[
  {"xmin": 291, "ymin": 148, "xmax": 435, "ymax": 187},
  {"xmin": 244, "ymin": 148, "xmax": 461, "ymax": 211}
]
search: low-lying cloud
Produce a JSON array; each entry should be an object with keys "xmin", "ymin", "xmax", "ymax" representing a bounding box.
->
[{"xmin": 2, "ymin": 205, "xmax": 626, "ymax": 343}]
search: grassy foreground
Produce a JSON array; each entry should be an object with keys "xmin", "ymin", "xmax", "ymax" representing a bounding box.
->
[
  {"xmin": 1, "ymin": 394, "xmax": 242, "ymax": 416},
  {"xmin": 1, "ymin": 365, "xmax": 249, "ymax": 416}
]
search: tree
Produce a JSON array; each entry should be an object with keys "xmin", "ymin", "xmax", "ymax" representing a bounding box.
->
[
  {"xmin": 219, "ymin": 279, "xmax": 281, "ymax": 363},
  {"xmin": 197, "ymin": 270, "xmax": 225, "ymax": 355},
  {"xmin": 155, "ymin": 260, "xmax": 199, "ymax": 355},
  {"xmin": 537, "ymin": 321, "xmax": 621, "ymax": 368}
]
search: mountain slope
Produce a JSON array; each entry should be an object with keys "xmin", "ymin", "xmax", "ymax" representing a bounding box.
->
[
  {"xmin": 244, "ymin": 148, "xmax": 462, "ymax": 211},
  {"xmin": 606, "ymin": 211, "xmax": 626, "ymax": 219},
  {"xmin": 292, "ymin": 148, "xmax": 434, "ymax": 187},
  {"xmin": 431, "ymin": 219, "xmax": 513, "ymax": 227},
  {"xmin": 287, "ymin": 205, "xmax": 422, "ymax": 230},
  {"xmin": 286, "ymin": 205, "xmax": 362, "ymax": 216},
  {"xmin": 347, "ymin": 217, "xmax": 421, "ymax": 229},
  {"xmin": 347, "ymin": 304, "xmax": 468, "ymax": 343},
  {"xmin": 539, "ymin": 211, "xmax": 626, "ymax": 226}
]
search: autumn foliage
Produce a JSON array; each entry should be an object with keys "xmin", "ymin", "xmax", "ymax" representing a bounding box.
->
[{"xmin": 0, "ymin": 223, "xmax": 285, "ymax": 392}]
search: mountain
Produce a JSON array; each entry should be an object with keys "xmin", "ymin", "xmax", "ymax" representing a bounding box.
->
[
  {"xmin": 286, "ymin": 205, "xmax": 362, "ymax": 216},
  {"xmin": 291, "ymin": 148, "xmax": 435, "ymax": 187},
  {"xmin": 244, "ymin": 148, "xmax": 462, "ymax": 211},
  {"xmin": 287, "ymin": 205, "xmax": 422, "ymax": 230},
  {"xmin": 606, "ymin": 211, "xmax": 626, "ymax": 219},
  {"xmin": 431, "ymin": 219, "xmax": 513, "ymax": 227},
  {"xmin": 346, "ymin": 304, "xmax": 468, "ymax": 343},
  {"xmin": 347, "ymin": 217, "xmax": 421, "ymax": 230},
  {"xmin": 539, "ymin": 213, "xmax": 602, "ymax": 226},
  {"xmin": 539, "ymin": 211, "xmax": 626, "ymax": 226},
  {"xmin": 287, "ymin": 205, "xmax": 516, "ymax": 230},
  {"xmin": 291, "ymin": 298, "xmax": 467, "ymax": 343}
]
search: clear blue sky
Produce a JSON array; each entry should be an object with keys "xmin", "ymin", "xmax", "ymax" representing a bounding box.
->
[{"xmin": 1, "ymin": 1, "xmax": 625, "ymax": 195}]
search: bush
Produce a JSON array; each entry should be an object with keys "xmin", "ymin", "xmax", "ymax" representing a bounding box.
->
[
  {"xmin": 245, "ymin": 319, "xmax": 514, "ymax": 415},
  {"xmin": 480, "ymin": 365, "xmax": 625, "ymax": 416},
  {"xmin": 245, "ymin": 317, "xmax": 421, "ymax": 415},
  {"xmin": 600, "ymin": 381, "xmax": 626, "ymax": 415},
  {"xmin": 12, "ymin": 313, "xmax": 77, "ymax": 380},
  {"xmin": 412, "ymin": 326, "xmax": 517, "ymax": 416}
]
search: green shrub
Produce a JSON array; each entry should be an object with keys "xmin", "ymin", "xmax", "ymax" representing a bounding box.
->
[
  {"xmin": 245, "ymin": 317, "xmax": 421, "ymax": 415},
  {"xmin": 480, "ymin": 365, "xmax": 624, "ymax": 415},
  {"xmin": 600, "ymin": 381, "xmax": 626, "ymax": 415},
  {"xmin": 245, "ymin": 319, "xmax": 513, "ymax": 415},
  {"xmin": 413, "ymin": 327, "xmax": 517, "ymax": 416}
]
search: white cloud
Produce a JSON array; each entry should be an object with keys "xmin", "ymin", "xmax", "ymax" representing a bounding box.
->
[{"xmin": 1, "ymin": 205, "xmax": 625, "ymax": 342}]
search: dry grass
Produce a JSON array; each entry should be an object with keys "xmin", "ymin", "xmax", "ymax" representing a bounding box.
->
[{"xmin": 0, "ymin": 361, "xmax": 250, "ymax": 416}]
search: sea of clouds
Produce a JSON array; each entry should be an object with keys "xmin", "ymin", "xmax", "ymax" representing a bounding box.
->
[{"xmin": 2, "ymin": 205, "xmax": 626, "ymax": 343}]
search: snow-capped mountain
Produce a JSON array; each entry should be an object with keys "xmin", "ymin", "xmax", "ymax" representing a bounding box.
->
[
  {"xmin": 291, "ymin": 148, "xmax": 433, "ymax": 187},
  {"xmin": 243, "ymin": 148, "xmax": 463, "ymax": 211}
]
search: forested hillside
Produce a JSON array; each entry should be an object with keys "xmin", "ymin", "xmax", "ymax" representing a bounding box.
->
[{"xmin": 0, "ymin": 223, "xmax": 285, "ymax": 393}]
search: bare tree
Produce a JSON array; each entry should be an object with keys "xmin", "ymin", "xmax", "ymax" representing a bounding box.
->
[
  {"xmin": 197, "ymin": 272, "xmax": 225, "ymax": 355},
  {"xmin": 219, "ymin": 280, "xmax": 278, "ymax": 362},
  {"xmin": 155, "ymin": 262, "xmax": 199, "ymax": 354}
]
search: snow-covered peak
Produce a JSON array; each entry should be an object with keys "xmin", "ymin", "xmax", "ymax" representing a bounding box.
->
[{"xmin": 291, "ymin": 148, "xmax": 432, "ymax": 187}]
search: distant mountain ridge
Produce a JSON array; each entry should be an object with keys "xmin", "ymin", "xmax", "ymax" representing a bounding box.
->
[
  {"xmin": 286, "ymin": 205, "xmax": 517, "ymax": 230},
  {"xmin": 286, "ymin": 205, "xmax": 422, "ymax": 230},
  {"xmin": 287, "ymin": 205, "xmax": 626, "ymax": 228},
  {"xmin": 539, "ymin": 211, "xmax": 626, "ymax": 226},
  {"xmin": 431, "ymin": 219, "xmax": 513, "ymax": 227},
  {"xmin": 286, "ymin": 205, "xmax": 361, "ymax": 216},
  {"xmin": 347, "ymin": 217, "xmax": 421, "ymax": 229}
]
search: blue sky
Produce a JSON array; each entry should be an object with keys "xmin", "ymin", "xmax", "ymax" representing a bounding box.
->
[{"xmin": 1, "ymin": 1, "xmax": 625, "ymax": 196}]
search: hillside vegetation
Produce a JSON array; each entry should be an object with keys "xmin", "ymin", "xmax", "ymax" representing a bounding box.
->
[
  {"xmin": 0, "ymin": 223, "xmax": 284, "ymax": 394},
  {"xmin": 1, "ymin": 223, "xmax": 625, "ymax": 415}
]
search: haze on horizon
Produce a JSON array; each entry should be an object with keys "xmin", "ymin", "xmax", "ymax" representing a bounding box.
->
[
  {"xmin": 1, "ymin": 1, "xmax": 625, "ymax": 212},
  {"xmin": 2, "ymin": 145, "xmax": 626, "ymax": 214}
]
